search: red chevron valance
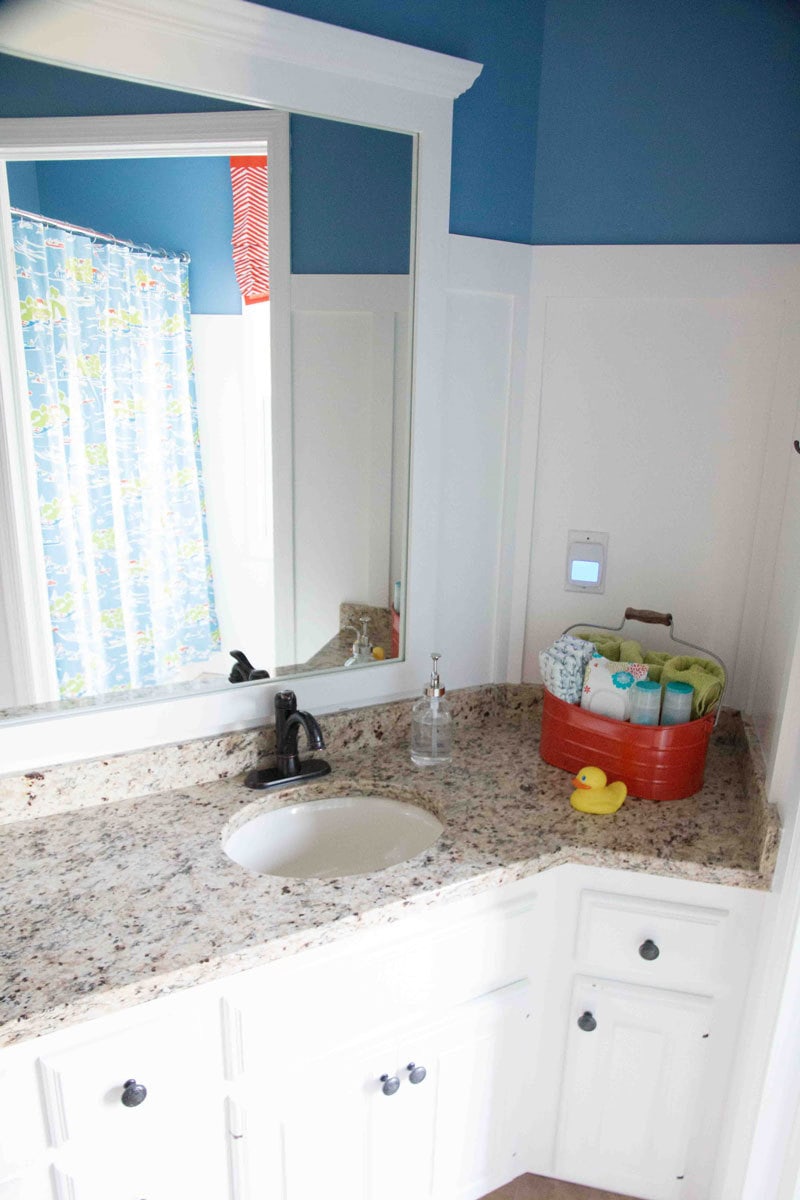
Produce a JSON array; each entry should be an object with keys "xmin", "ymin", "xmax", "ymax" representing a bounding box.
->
[{"xmin": 230, "ymin": 154, "xmax": 269, "ymax": 305}]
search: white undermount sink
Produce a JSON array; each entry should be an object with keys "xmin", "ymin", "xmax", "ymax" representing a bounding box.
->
[{"xmin": 223, "ymin": 794, "xmax": 444, "ymax": 879}]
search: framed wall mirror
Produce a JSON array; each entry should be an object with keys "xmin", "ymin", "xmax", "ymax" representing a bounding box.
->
[
  {"xmin": 0, "ymin": 0, "xmax": 480, "ymax": 768},
  {"xmin": 0, "ymin": 109, "xmax": 415, "ymax": 722}
]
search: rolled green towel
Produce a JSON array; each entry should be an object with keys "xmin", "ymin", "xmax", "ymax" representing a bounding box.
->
[
  {"xmin": 661, "ymin": 656, "xmax": 725, "ymax": 719},
  {"xmin": 619, "ymin": 639, "xmax": 645, "ymax": 663},
  {"xmin": 644, "ymin": 651, "xmax": 671, "ymax": 683},
  {"xmin": 576, "ymin": 632, "xmax": 622, "ymax": 661}
]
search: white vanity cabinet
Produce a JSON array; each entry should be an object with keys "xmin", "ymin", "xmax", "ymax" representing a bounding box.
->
[
  {"xmin": 220, "ymin": 886, "xmax": 542, "ymax": 1200},
  {"xmin": 545, "ymin": 872, "xmax": 764, "ymax": 1200},
  {"xmin": 0, "ymin": 866, "xmax": 763, "ymax": 1200},
  {"xmin": 231, "ymin": 981, "xmax": 533, "ymax": 1200}
]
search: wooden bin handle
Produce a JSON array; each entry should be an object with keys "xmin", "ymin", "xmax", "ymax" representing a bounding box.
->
[
  {"xmin": 624, "ymin": 607, "xmax": 673, "ymax": 626},
  {"xmin": 560, "ymin": 608, "xmax": 726, "ymax": 725}
]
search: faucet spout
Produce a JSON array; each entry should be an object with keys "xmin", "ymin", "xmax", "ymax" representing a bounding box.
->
[
  {"xmin": 245, "ymin": 689, "xmax": 331, "ymax": 790},
  {"xmin": 278, "ymin": 707, "xmax": 325, "ymax": 776}
]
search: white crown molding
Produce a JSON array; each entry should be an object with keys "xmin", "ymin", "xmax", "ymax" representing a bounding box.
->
[{"xmin": 0, "ymin": 0, "xmax": 482, "ymax": 102}]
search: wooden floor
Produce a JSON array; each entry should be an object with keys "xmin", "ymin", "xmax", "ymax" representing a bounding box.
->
[{"xmin": 483, "ymin": 1174, "xmax": 635, "ymax": 1200}]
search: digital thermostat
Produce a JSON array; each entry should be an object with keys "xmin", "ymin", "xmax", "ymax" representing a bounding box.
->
[{"xmin": 565, "ymin": 530, "xmax": 608, "ymax": 594}]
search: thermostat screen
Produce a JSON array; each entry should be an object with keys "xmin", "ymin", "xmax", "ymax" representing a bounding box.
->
[{"xmin": 570, "ymin": 559, "xmax": 601, "ymax": 584}]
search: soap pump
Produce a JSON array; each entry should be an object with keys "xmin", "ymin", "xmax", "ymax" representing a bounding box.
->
[
  {"xmin": 344, "ymin": 616, "xmax": 373, "ymax": 667},
  {"xmin": 411, "ymin": 652, "xmax": 453, "ymax": 765}
]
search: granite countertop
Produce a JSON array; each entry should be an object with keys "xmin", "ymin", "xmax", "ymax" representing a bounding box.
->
[{"xmin": 0, "ymin": 686, "xmax": 779, "ymax": 1047}]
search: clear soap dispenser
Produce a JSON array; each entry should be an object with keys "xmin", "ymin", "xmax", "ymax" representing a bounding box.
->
[
  {"xmin": 411, "ymin": 653, "xmax": 453, "ymax": 765},
  {"xmin": 344, "ymin": 616, "xmax": 373, "ymax": 667}
]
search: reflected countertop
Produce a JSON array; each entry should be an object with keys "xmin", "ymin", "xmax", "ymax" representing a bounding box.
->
[{"xmin": 0, "ymin": 685, "xmax": 779, "ymax": 1046}]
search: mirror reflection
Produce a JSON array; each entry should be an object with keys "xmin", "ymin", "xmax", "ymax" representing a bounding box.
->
[{"xmin": 0, "ymin": 114, "xmax": 415, "ymax": 719}]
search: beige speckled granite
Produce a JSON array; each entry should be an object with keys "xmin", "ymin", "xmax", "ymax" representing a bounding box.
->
[
  {"xmin": 0, "ymin": 683, "xmax": 504, "ymax": 825},
  {"xmin": 0, "ymin": 685, "xmax": 778, "ymax": 1047},
  {"xmin": 0, "ymin": 725, "xmax": 273, "ymax": 824}
]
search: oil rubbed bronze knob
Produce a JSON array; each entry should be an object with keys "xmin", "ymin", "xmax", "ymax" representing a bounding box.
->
[
  {"xmin": 639, "ymin": 939, "xmax": 660, "ymax": 961},
  {"xmin": 380, "ymin": 1074, "xmax": 400, "ymax": 1096},
  {"xmin": 121, "ymin": 1078, "xmax": 147, "ymax": 1107},
  {"xmin": 577, "ymin": 1011, "xmax": 597, "ymax": 1032}
]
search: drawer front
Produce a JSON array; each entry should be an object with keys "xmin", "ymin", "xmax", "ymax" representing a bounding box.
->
[
  {"xmin": 223, "ymin": 895, "xmax": 538, "ymax": 1074},
  {"xmin": 576, "ymin": 890, "xmax": 729, "ymax": 991},
  {"xmin": 37, "ymin": 1007, "xmax": 223, "ymax": 1151},
  {"xmin": 425, "ymin": 894, "xmax": 538, "ymax": 1008}
]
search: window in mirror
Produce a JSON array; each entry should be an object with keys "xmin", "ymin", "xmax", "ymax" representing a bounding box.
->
[{"xmin": 0, "ymin": 114, "xmax": 415, "ymax": 719}]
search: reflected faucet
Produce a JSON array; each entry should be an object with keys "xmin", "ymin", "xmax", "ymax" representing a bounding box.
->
[
  {"xmin": 228, "ymin": 649, "xmax": 270, "ymax": 683},
  {"xmin": 244, "ymin": 690, "xmax": 331, "ymax": 790}
]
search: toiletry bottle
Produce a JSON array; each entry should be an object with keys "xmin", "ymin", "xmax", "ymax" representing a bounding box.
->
[
  {"xmin": 411, "ymin": 652, "xmax": 453, "ymax": 765},
  {"xmin": 661, "ymin": 680, "xmax": 693, "ymax": 725},
  {"xmin": 344, "ymin": 616, "xmax": 372, "ymax": 666},
  {"xmin": 630, "ymin": 679, "xmax": 662, "ymax": 726}
]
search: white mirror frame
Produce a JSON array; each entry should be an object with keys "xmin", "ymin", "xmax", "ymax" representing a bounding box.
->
[{"xmin": 0, "ymin": 0, "xmax": 481, "ymax": 768}]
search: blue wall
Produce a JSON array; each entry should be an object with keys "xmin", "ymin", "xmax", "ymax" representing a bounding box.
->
[
  {"xmin": 291, "ymin": 117, "xmax": 412, "ymax": 273},
  {"xmin": 5, "ymin": 161, "xmax": 39, "ymax": 213},
  {"xmin": 532, "ymin": 0, "xmax": 800, "ymax": 245},
  {"xmin": 253, "ymin": 0, "xmax": 544, "ymax": 245},
  {"xmin": 1, "ymin": 0, "xmax": 799, "ymax": 246}
]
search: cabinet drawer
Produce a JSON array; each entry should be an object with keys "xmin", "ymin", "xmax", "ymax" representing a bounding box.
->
[
  {"xmin": 223, "ymin": 895, "xmax": 538, "ymax": 1073},
  {"xmin": 575, "ymin": 890, "xmax": 729, "ymax": 990},
  {"xmin": 425, "ymin": 893, "xmax": 538, "ymax": 1008},
  {"xmin": 36, "ymin": 1006, "xmax": 223, "ymax": 1151}
]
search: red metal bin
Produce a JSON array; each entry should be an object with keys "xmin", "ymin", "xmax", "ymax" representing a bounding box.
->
[{"xmin": 539, "ymin": 607, "xmax": 725, "ymax": 801}]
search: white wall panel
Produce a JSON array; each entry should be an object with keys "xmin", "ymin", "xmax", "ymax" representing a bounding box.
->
[
  {"xmin": 286, "ymin": 275, "xmax": 409, "ymax": 664},
  {"xmin": 193, "ymin": 310, "xmax": 274, "ymax": 676},
  {"xmin": 519, "ymin": 246, "xmax": 800, "ymax": 713},
  {"xmin": 742, "ymin": 304, "xmax": 800, "ymax": 785},
  {"xmin": 438, "ymin": 235, "xmax": 532, "ymax": 689}
]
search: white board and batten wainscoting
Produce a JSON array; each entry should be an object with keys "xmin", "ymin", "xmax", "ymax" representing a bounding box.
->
[{"xmin": 440, "ymin": 234, "xmax": 800, "ymax": 1199}]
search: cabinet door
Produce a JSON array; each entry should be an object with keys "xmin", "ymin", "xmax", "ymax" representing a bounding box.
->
[
  {"xmin": 37, "ymin": 1006, "xmax": 228, "ymax": 1200},
  {"xmin": 241, "ymin": 1028, "xmax": 391, "ymax": 1200},
  {"xmin": 238, "ymin": 980, "xmax": 534, "ymax": 1200},
  {"xmin": 0, "ymin": 1058, "xmax": 48, "ymax": 1178},
  {"xmin": 554, "ymin": 977, "xmax": 712, "ymax": 1200},
  {"xmin": 0, "ymin": 1172, "xmax": 51, "ymax": 1200},
  {"xmin": 423, "ymin": 980, "xmax": 534, "ymax": 1200},
  {"xmin": 50, "ymin": 1142, "xmax": 229, "ymax": 1200}
]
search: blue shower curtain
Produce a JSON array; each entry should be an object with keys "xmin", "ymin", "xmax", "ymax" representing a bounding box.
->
[{"xmin": 13, "ymin": 213, "xmax": 220, "ymax": 698}]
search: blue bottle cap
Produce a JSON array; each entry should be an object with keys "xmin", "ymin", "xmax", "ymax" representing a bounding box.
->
[
  {"xmin": 635, "ymin": 679, "xmax": 661, "ymax": 691},
  {"xmin": 665, "ymin": 681, "xmax": 693, "ymax": 694}
]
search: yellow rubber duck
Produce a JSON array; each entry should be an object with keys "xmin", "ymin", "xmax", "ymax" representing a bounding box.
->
[{"xmin": 570, "ymin": 766, "xmax": 627, "ymax": 814}]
